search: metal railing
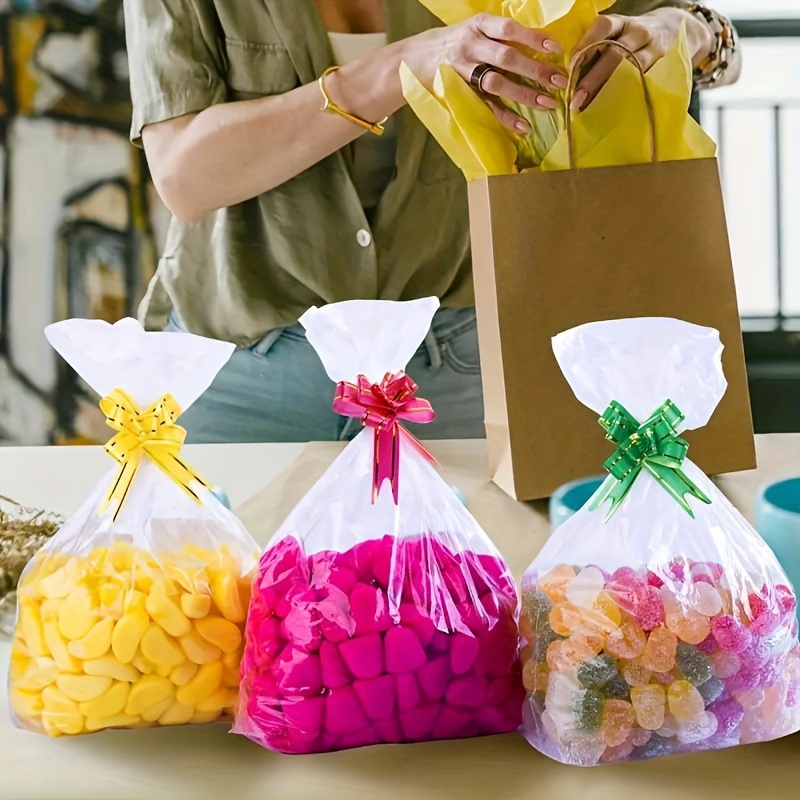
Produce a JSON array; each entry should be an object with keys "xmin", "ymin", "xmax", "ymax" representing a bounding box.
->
[{"xmin": 702, "ymin": 18, "xmax": 800, "ymax": 330}]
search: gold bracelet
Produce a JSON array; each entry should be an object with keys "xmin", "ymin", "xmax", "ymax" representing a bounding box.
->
[{"xmin": 318, "ymin": 66, "xmax": 388, "ymax": 136}]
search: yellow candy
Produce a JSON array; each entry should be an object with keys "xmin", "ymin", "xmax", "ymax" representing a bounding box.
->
[
  {"xmin": 141, "ymin": 624, "xmax": 185, "ymax": 668},
  {"xmin": 85, "ymin": 713, "xmax": 140, "ymax": 733},
  {"xmin": 142, "ymin": 697, "xmax": 175, "ymax": 723},
  {"xmin": 42, "ymin": 616, "xmax": 82, "ymax": 673},
  {"xmin": 155, "ymin": 663, "xmax": 174, "ymax": 678},
  {"xmin": 42, "ymin": 685, "xmax": 79, "ymax": 713},
  {"xmin": 159, "ymin": 702, "xmax": 194, "ymax": 726},
  {"xmin": 68, "ymin": 617, "xmax": 115, "ymax": 660},
  {"xmin": 10, "ymin": 688, "xmax": 44, "ymax": 718},
  {"xmin": 131, "ymin": 652, "xmax": 156, "ymax": 675},
  {"xmin": 37, "ymin": 559, "xmax": 85, "ymax": 599},
  {"xmin": 10, "ymin": 542, "xmax": 249, "ymax": 735},
  {"xmin": 210, "ymin": 573, "xmax": 246, "ymax": 624},
  {"xmin": 222, "ymin": 666, "xmax": 240, "ymax": 689},
  {"xmin": 195, "ymin": 687, "xmax": 230, "ymax": 714},
  {"xmin": 179, "ymin": 630, "xmax": 222, "ymax": 665},
  {"xmin": 170, "ymin": 662, "xmax": 199, "ymax": 687},
  {"xmin": 126, "ymin": 674, "xmax": 174, "ymax": 715},
  {"xmin": 134, "ymin": 570, "xmax": 155, "ymax": 594},
  {"xmin": 181, "ymin": 594, "xmax": 212, "ymax": 619},
  {"xmin": 43, "ymin": 709, "xmax": 85, "ymax": 736},
  {"xmin": 18, "ymin": 602, "xmax": 47, "ymax": 657},
  {"xmin": 57, "ymin": 590, "xmax": 98, "ymax": 641},
  {"xmin": 124, "ymin": 589, "xmax": 148, "ymax": 613},
  {"xmin": 176, "ymin": 661, "xmax": 223, "ymax": 706},
  {"xmin": 79, "ymin": 681, "xmax": 130, "ymax": 718},
  {"xmin": 195, "ymin": 616, "xmax": 242, "ymax": 654},
  {"xmin": 98, "ymin": 582, "xmax": 125, "ymax": 615},
  {"xmin": 146, "ymin": 580, "xmax": 192, "ymax": 638},
  {"xmin": 17, "ymin": 657, "xmax": 59, "ymax": 692},
  {"xmin": 167, "ymin": 563, "xmax": 207, "ymax": 594},
  {"xmin": 83, "ymin": 657, "xmax": 140, "ymax": 683},
  {"xmin": 109, "ymin": 543, "xmax": 134, "ymax": 572},
  {"xmin": 56, "ymin": 674, "xmax": 112, "ymax": 702},
  {"xmin": 111, "ymin": 610, "xmax": 150, "ymax": 664}
]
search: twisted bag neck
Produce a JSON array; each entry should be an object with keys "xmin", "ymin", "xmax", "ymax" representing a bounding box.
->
[
  {"xmin": 565, "ymin": 39, "xmax": 658, "ymax": 170},
  {"xmin": 589, "ymin": 399, "xmax": 711, "ymax": 520},
  {"xmin": 333, "ymin": 373, "xmax": 436, "ymax": 504},
  {"xmin": 99, "ymin": 388, "xmax": 209, "ymax": 522}
]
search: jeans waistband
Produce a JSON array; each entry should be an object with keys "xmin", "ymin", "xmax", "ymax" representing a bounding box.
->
[{"xmin": 168, "ymin": 306, "xmax": 476, "ymax": 363}]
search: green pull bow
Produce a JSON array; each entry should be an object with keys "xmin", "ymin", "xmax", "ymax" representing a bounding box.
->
[{"xmin": 589, "ymin": 399, "xmax": 712, "ymax": 520}]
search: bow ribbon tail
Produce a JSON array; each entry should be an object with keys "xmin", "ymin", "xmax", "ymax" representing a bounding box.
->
[
  {"xmin": 146, "ymin": 438, "xmax": 210, "ymax": 503},
  {"xmin": 644, "ymin": 460, "xmax": 711, "ymax": 519},
  {"xmin": 100, "ymin": 445, "xmax": 144, "ymax": 523},
  {"xmin": 589, "ymin": 470, "xmax": 639, "ymax": 521},
  {"xmin": 372, "ymin": 420, "xmax": 400, "ymax": 504}
]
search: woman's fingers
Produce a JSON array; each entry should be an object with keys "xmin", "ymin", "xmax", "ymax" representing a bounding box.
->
[
  {"xmin": 573, "ymin": 14, "xmax": 626, "ymax": 57},
  {"xmin": 485, "ymin": 97, "xmax": 532, "ymax": 135},
  {"xmin": 478, "ymin": 68, "xmax": 558, "ymax": 109},
  {"xmin": 573, "ymin": 20, "xmax": 652, "ymax": 109},
  {"xmin": 473, "ymin": 13, "xmax": 562, "ymax": 56},
  {"xmin": 468, "ymin": 38, "xmax": 568, "ymax": 90}
]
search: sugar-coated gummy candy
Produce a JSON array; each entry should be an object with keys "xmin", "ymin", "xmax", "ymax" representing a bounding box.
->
[
  {"xmin": 709, "ymin": 696, "xmax": 745, "ymax": 735},
  {"xmin": 603, "ymin": 675, "xmax": 631, "ymax": 700},
  {"xmin": 9, "ymin": 543, "xmax": 251, "ymax": 736},
  {"xmin": 573, "ymin": 689, "xmax": 604, "ymax": 731},
  {"xmin": 606, "ymin": 622, "xmax": 646, "ymax": 660},
  {"xmin": 675, "ymin": 643, "xmax": 713, "ymax": 687},
  {"xmin": 600, "ymin": 699, "xmax": 635, "ymax": 747},
  {"xmin": 237, "ymin": 535, "xmax": 522, "ymax": 753},
  {"xmin": 630, "ymin": 684, "xmax": 666, "ymax": 731},
  {"xmin": 697, "ymin": 676, "xmax": 725, "ymax": 705},
  {"xmin": 667, "ymin": 680, "xmax": 705, "ymax": 722},
  {"xmin": 641, "ymin": 627, "xmax": 678, "ymax": 673},
  {"xmin": 577, "ymin": 654, "xmax": 617, "ymax": 689},
  {"xmin": 520, "ymin": 560, "xmax": 800, "ymax": 764},
  {"xmin": 712, "ymin": 615, "xmax": 752, "ymax": 654}
]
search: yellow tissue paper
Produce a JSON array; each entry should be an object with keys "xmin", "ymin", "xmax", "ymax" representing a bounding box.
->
[{"xmin": 405, "ymin": 0, "xmax": 716, "ymax": 176}]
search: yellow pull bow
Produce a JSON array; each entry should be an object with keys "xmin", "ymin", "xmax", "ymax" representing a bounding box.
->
[{"xmin": 99, "ymin": 388, "xmax": 208, "ymax": 522}]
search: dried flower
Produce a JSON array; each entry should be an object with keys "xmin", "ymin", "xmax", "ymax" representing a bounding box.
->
[{"xmin": 0, "ymin": 496, "xmax": 62, "ymax": 634}]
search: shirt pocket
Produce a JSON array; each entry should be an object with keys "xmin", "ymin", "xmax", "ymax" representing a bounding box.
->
[{"xmin": 224, "ymin": 38, "xmax": 299, "ymax": 98}]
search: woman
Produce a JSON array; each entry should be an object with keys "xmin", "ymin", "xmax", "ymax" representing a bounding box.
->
[{"xmin": 124, "ymin": 1, "xmax": 739, "ymax": 443}]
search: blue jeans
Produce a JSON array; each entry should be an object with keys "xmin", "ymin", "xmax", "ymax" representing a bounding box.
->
[{"xmin": 165, "ymin": 308, "xmax": 485, "ymax": 443}]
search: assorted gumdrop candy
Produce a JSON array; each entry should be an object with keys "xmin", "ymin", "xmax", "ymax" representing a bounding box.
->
[
  {"xmin": 520, "ymin": 561, "xmax": 800, "ymax": 765},
  {"xmin": 235, "ymin": 534, "xmax": 523, "ymax": 753},
  {"xmin": 9, "ymin": 542, "xmax": 253, "ymax": 736}
]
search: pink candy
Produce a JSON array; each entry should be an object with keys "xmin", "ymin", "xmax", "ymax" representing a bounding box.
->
[{"xmin": 237, "ymin": 535, "xmax": 523, "ymax": 753}]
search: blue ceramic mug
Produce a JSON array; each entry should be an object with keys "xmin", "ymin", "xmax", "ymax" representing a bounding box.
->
[
  {"xmin": 549, "ymin": 476, "xmax": 604, "ymax": 530},
  {"xmin": 756, "ymin": 477, "xmax": 800, "ymax": 615}
]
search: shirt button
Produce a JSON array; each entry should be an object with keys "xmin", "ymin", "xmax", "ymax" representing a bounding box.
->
[{"xmin": 356, "ymin": 229, "xmax": 372, "ymax": 248}]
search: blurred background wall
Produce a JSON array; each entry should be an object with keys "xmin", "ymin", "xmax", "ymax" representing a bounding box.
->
[
  {"xmin": 0, "ymin": 0, "xmax": 797, "ymax": 446},
  {"xmin": 0, "ymin": 0, "xmax": 169, "ymax": 446}
]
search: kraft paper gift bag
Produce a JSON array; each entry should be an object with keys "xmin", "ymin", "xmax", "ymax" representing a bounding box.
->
[
  {"xmin": 402, "ymin": 1, "xmax": 754, "ymax": 501},
  {"xmin": 468, "ymin": 153, "xmax": 754, "ymax": 499}
]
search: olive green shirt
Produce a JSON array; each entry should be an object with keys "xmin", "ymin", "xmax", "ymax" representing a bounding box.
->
[{"xmin": 125, "ymin": 0, "xmax": 687, "ymax": 344}]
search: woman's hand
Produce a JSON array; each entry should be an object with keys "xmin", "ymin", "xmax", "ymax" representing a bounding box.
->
[
  {"xmin": 571, "ymin": 8, "xmax": 715, "ymax": 110},
  {"xmin": 399, "ymin": 14, "xmax": 567, "ymax": 134}
]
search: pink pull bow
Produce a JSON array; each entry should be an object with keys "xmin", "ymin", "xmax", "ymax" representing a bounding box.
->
[{"xmin": 333, "ymin": 372, "xmax": 436, "ymax": 504}]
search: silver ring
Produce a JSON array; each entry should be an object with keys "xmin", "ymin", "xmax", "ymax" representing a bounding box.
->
[{"xmin": 469, "ymin": 63, "xmax": 495, "ymax": 93}]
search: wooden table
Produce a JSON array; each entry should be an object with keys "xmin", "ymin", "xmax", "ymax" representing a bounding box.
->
[{"xmin": 1, "ymin": 436, "xmax": 798, "ymax": 800}]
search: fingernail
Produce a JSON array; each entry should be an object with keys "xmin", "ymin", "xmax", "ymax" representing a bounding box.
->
[
  {"xmin": 570, "ymin": 89, "xmax": 588, "ymax": 111},
  {"xmin": 551, "ymin": 74, "xmax": 569, "ymax": 90},
  {"xmin": 515, "ymin": 119, "xmax": 532, "ymax": 134},
  {"xmin": 536, "ymin": 95, "xmax": 558, "ymax": 110},
  {"xmin": 543, "ymin": 39, "xmax": 562, "ymax": 54}
]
